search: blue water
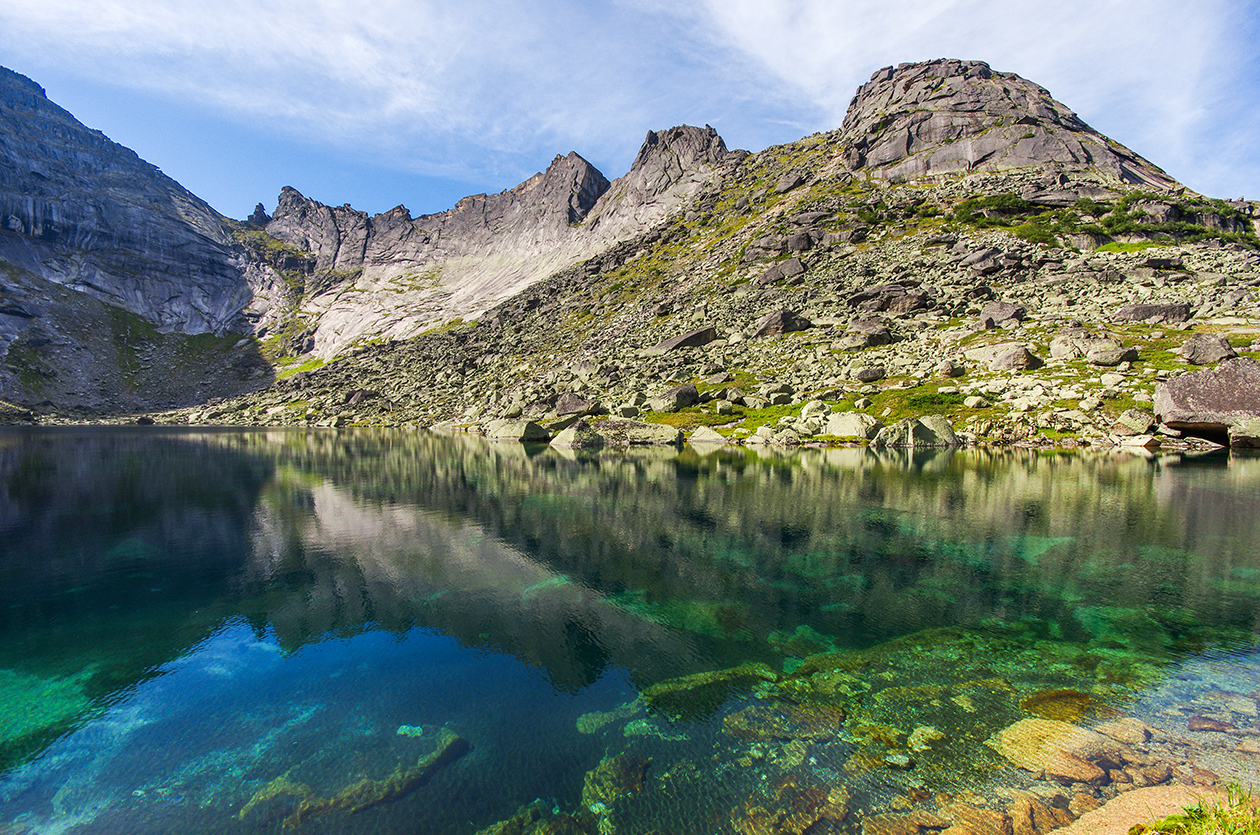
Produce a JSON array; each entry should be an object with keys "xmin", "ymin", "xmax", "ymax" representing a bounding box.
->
[{"xmin": 1, "ymin": 428, "xmax": 1257, "ymax": 834}]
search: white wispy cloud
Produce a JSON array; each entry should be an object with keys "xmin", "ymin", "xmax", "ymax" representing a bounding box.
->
[{"xmin": 1, "ymin": 0, "xmax": 1255, "ymax": 201}]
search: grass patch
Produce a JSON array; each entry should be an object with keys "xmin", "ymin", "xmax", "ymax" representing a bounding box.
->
[
  {"xmin": 278, "ymin": 357, "xmax": 327, "ymax": 379},
  {"xmin": 1136, "ymin": 785, "xmax": 1258, "ymax": 835},
  {"xmin": 640, "ymin": 408, "xmax": 743, "ymax": 431},
  {"xmin": 1095, "ymin": 241, "xmax": 1170, "ymax": 254}
]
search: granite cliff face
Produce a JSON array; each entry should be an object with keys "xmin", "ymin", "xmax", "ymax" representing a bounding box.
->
[
  {"xmin": 262, "ymin": 125, "xmax": 733, "ymax": 358},
  {"xmin": 839, "ymin": 59, "xmax": 1176, "ymax": 191},
  {"xmin": 0, "ymin": 66, "xmax": 277, "ymax": 410},
  {"xmin": 0, "ymin": 67, "xmax": 249, "ymax": 333}
]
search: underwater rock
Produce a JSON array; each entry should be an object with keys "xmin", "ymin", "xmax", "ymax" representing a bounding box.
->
[
  {"xmin": 1186, "ymin": 716, "xmax": 1234, "ymax": 732},
  {"xmin": 622, "ymin": 717, "xmax": 689, "ymax": 740},
  {"xmin": 941, "ymin": 801, "xmax": 1014, "ymax": 835},
  {"xmin": 281, "ymin": 726, "xmax": 470, "ymax": 827},
  {"xmin": 641, "ymin": 661, "xmax": 777, "ymax": 720},
  {"xmin": 1093, "ymin": 718, "xmax": 1151, "ymax": 745},
  {"xmin": 907, "ymin": 725, "xmax": 945, "ymax": 752},
  {"xmin": 576, "ymin": 700, "xmax": 641, "ymax": 734},
  {"xmin": 883, "ymin": 751, "xmax": 915, "ymax": 769},
  {"xmin": 722, "ymin": 703, "xmax": 846, "ymax": 741},
  {"xmin": 237, "ymin": 772, "xmax": 313, "ymax": 821},
  {"xmin": 580, "ymin": 753, "xmax": 651, "ymax": 811},
  {"xmin": 1072, "ymin": 607, "xmax": 1173, "ymax": 655},
  {"xmin": 1007, "ymin": 790, "xmax": 1075, "ymax": 835},
  {"xmin": 767, "ymin": 624, "xmax": 838, "ymax": 657},
  {"xmin": 474, "ymin": 799, "xmax": 596, "ymax": 835},
  {"xmin": 1018, "ymin": 689, "xmax": 1105, "ymax": 723},
  {"xmin": 987, "ymin": 718, "xmax": 1125, "ymax": 785},
  {"xmin": 731, "ymin": 772, "xmax": 849, "ymax": 835},
  {"xmin": 861, "ymin": 809, "xmax": 949, "ymax": 835}
]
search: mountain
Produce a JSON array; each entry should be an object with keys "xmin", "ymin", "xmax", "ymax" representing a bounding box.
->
[
  {"xmin": 2, "ymin": 58, "xmax": 1258, "ymax": 447},
  {"xmin": 261, "ymin": 125, "xmax": 734, "ymax": 358},
  {"xmin": 839, "ymin": 58, "xmax": 1176, "ymax": 190}
]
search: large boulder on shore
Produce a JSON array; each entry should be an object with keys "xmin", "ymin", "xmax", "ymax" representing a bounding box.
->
[
  {"xmin": 872, "ymin": 416, "xmax": 959, "ymax": 447},
  {"xmin": 825, "ymin": 412, "xmax": 883, "ymax": 439},
  {"xmin": 485, "ymin": 420, "xmax": 551, "ymax": 442},
  {"xmin": 1154, "ymin": 358, "xmax": 1260, "ymax": 446}
]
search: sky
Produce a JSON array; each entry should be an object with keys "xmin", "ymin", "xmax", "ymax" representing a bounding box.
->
[{"xmin": 2, "ymin": 0, "xmax": 1257, "ymax": 220}]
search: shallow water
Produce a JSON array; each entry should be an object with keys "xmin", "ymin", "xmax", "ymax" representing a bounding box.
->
[{"xmin": 0, "ymin": 428, "xmax": 1257, "ymax": 834}]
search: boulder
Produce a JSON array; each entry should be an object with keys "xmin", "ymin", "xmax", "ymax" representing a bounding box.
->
[
  {"xmin": 645, "ymin": 326, "xmax": 718, "ymax": 355},
  {"xmin": 853, "ymin": 366, "xmax": 886, "ymax": 383},
  {"xmin": 1046, "ymin": 328, "xmax": 1139, "ymax": 366},
  {"xmin": 486, "ymin": 420, "xmax": 551, "ymax": 442},
  {"xmin": 647, "ymin": 384, "xmax": 700, "ymax": 413},
  {"xmin": 1113, "ymin": 303, "xmax": 1192, "ymax": 324},
  {"xmin": 986, "ymin": 718, "xmax": 1126, "ymax": 785},
  {"xmin": 918, "ymin": 414, "xmax": 960, "ymax": 446},
  {"xmin": 554, "ymin": 392, "xmax": 600, "ymax": 416},
  {"xmin": 1227, "ymin": 417, "xmax": 1260, "ymax": 447},
  {"xmin": 753, "ymin": 309, "xmax": 813, "ymax": 338},
  {"xmin": 825, "ymin": 412, "xmax": 883, "ymax": 439},
  {"xmin": 688, "ymin": 426, "xmax": 728, "ymax": 444},
  {"xmin": 847, "ymin": 318, "xmax": 893, "ymax": 345},
  {"xmin": 964, "ymin": 342, "xmax": 1043, "ymax": 372},
  {"xmin": 1154, "ymin": 358, "xmax": 1260, "ymax": 446},
  {"xmin": 1086, "ymin": 345, "xmax": 1138, "ymax": 366},
  {"xmin": 872, "ymin": 417, "xmax": 959, "ymax": 447},
  {"xmin": 1178, "ymin": 333, "xmax": 1238, "ymax": 365},
  {"xmin": 757, "ymin": 258, "xmax": 807, "ymax": 286},
  {"xmin": 595, "ymin": 420, "xmax": 684, "ymax": 446},
  {"xmin": 980, "ymin": 301, "xmax": 1025, "ymax": 323},
  {"xmin": 1112, "ymin": 408, "xmax": 1155, "ymax": 436},
  {"xmin": 550, "ymin": 419, "xmax": 605, "ymax": 448}
]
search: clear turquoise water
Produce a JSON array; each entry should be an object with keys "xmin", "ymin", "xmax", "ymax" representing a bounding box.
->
[{"xmin": 0, "ymin": 428, "xmax": 1257, "ymax": 833}]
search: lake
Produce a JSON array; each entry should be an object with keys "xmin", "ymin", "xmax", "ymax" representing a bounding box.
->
[{"xmin": 1, "ymin": 428, "xmax": 1257, "ymax": 834}]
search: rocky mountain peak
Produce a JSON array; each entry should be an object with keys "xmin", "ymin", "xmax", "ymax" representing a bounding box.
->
[
  {"xmin": 839, "ymin": 58, "xmax": 1176, "ymax": 189},
  {"xmin": 623, "ymin": 124, "xmax": 730, "ymax": 201}
]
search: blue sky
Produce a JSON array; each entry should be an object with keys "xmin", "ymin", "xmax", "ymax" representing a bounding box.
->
[{"xmin": 3, "ymin": 1, "xmax": 1257, "ymax": 220}]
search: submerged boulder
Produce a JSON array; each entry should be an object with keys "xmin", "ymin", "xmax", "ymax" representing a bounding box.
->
[{"xmin": 986, "ymin": 718, "xmax": 1124, "ymax": 785}]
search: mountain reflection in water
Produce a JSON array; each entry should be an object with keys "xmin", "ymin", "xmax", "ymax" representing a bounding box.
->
[{"xmin": 0, "ymin": 428, "xmax": 1257, "ymax": 835}]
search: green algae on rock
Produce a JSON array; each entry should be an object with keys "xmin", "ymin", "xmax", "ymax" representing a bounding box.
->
[{"xmin": 641, "ymin": 661, "xmax": 778, "ymax": 720}]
